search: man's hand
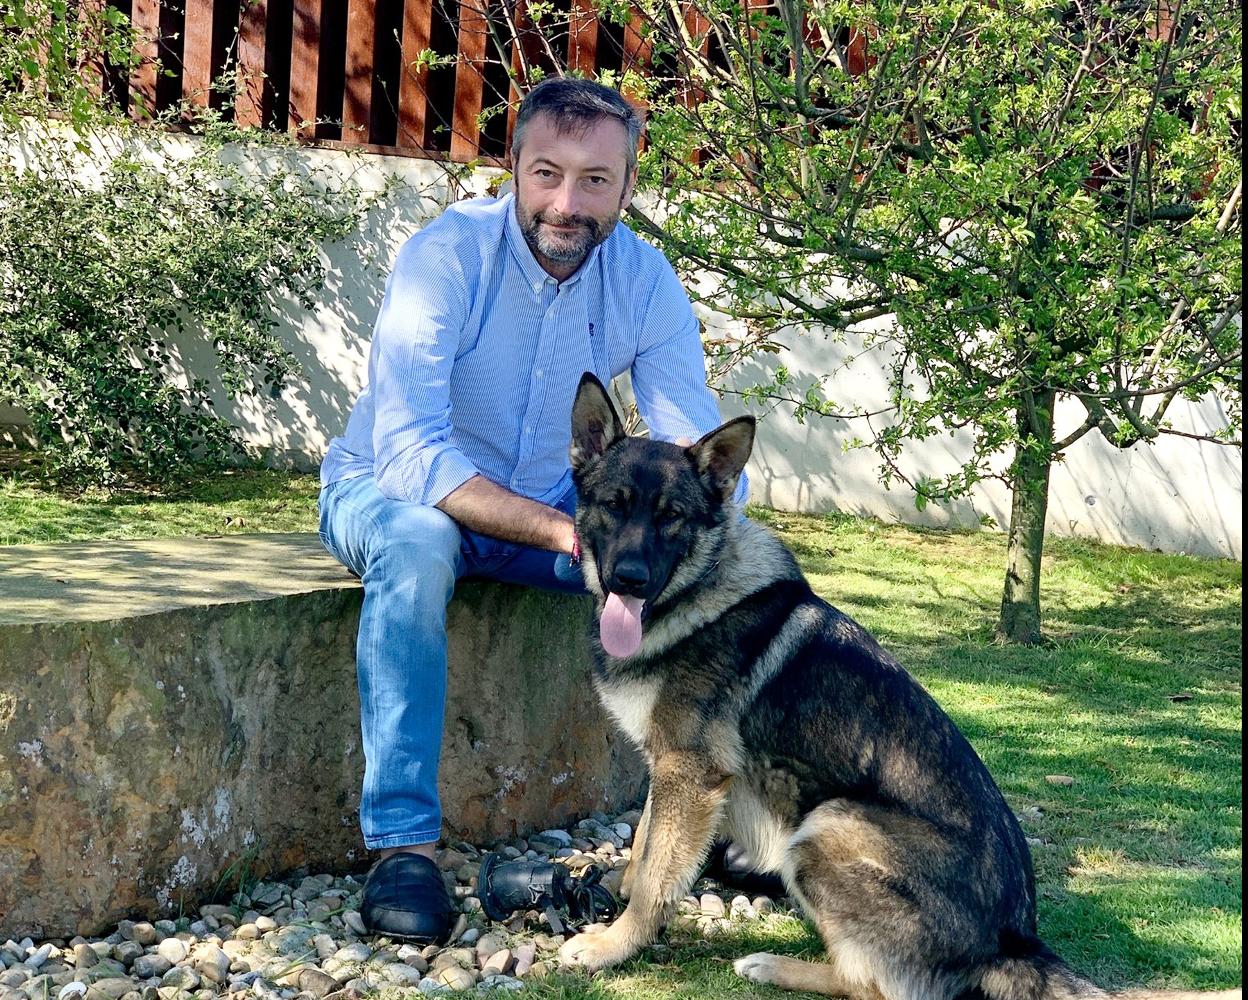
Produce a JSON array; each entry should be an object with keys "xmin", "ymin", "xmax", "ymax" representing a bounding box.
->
[{"xmin": 436, "ymin": 475, "xmax": 575, "ymax": 553}]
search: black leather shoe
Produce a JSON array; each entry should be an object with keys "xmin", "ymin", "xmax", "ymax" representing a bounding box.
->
[{"xmin": 360, "ymin": 853, "xmax": 454, "ymax": 942}]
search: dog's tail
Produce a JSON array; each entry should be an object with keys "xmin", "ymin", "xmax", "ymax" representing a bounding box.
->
[{"xmin": 975, "ymin": 938, "xmax": 1241, "ymax": 1000}]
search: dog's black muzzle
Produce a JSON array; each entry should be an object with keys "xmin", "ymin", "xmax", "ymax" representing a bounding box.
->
[{"xmin": 605, "ymin": 554, "xmax": 651, "ymax": 596}]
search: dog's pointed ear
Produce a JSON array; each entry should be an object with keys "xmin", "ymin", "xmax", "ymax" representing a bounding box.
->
[
  {"xmin": 571, "ymin": 373, "xmax": 626, "ymax": 471},
  {"xmin": 689, "ymin": 416, "xmax": 755, "ymax": 497}
]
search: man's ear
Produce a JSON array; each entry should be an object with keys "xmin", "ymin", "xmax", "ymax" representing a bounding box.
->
[
  {"xmin": 689, "ymin": 416, "xmax": 755, "ymax": 497},
  {"xmin": 570, "ymin": 373, "xmax": 626, "ymax": 471}
]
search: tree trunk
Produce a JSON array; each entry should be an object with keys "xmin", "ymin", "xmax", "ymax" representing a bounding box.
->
[{"xmin": 997, "ymin": 389, "xmax": 1056, "ymax": 645}]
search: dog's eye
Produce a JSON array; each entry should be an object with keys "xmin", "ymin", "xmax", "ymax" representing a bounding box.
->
[
  {"xmin": 658, "ymin": 508, "xmax": 685, "ymax": 525},
  {"xmin": 605, "ymin": 494, "xmax": 627, "ymax": 512}
]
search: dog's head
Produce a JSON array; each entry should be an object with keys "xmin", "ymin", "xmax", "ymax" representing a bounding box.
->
[{"xmin": 569, "ymin": 373, "xmax": 754, "ymax": 658}]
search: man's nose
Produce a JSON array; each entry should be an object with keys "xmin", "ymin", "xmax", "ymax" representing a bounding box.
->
[{"xmin": 551, "ymin": 179, "xmax": 581, "ymax": 218}]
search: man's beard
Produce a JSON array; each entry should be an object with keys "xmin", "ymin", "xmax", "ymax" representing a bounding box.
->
[{"xmin": 517, "ymin": 198, "xmax": 617, "ymax": 269}]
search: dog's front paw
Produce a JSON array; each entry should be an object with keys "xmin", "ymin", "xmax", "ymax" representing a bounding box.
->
[
  {"xmin": 558, "ymin": 927, "xmax": 634, "ymax": 972},
  {"xmin": 734, "ymin": 952, "xmax": 784, "ymax": 984}
]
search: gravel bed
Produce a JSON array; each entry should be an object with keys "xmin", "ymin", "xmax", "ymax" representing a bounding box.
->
[{"xmin": 0, "ymin": 811, "xmax": 788, "ymax": 998}]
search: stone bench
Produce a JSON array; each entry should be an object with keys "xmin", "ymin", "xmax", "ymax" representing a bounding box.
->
[{"xmin": 0, "ymin": 534, "xmax": 642, "ymax": 939}]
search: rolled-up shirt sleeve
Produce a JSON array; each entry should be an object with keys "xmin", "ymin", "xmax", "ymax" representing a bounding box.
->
[
  {"xmin": 630, "ymin": 259, "xmax": 750, "ymax": 506},
  {"xmin": 370, "ymin": 239, "xmax": 481, "ymax": 506}
]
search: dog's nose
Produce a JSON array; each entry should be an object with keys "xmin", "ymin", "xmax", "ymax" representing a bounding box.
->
[{"xmin": 610, "ymin": 557, "xmax": 650, "ymax": 594}]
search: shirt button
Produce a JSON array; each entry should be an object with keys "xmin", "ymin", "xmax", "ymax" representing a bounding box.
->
[{"xmin": 535, "ymin": 370, "xmax": 543, "ymax": 379}]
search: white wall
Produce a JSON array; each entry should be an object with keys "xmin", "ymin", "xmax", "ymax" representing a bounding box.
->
[
  {"xmin": 711, "ymin": 320, "xmax": 1242, "ymax": 559},
  {"xmin": 8, "ymin": 136, "xmax": 1241, "ymax": 558}
]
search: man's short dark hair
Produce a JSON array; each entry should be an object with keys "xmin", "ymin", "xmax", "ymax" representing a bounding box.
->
[{"xmin": 512, "ymin": 78, "xmax": 645, "ymax": 173}]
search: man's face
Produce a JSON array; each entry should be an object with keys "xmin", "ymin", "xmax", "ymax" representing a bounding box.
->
[{"xmin": 513, "ymin": 113, "xmax": 638, "ymax": 280}]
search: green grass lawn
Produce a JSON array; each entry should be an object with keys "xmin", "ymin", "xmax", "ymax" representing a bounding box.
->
[
  {"xmin": 2, "ymin": 470, "xmax": 1240, "ymax": 996},
  {"xmin": 0, "ymin": 468, "xmax": 321, "ymax": 544}
]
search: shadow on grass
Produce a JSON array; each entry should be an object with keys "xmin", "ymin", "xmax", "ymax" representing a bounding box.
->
[{"xmin": 539, "ymin": 892, "xmax": 1238, "ymax": 998}]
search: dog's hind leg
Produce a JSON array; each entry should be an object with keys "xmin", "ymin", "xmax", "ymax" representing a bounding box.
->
[
  {"xmin": 735, "ymin": 953, "xmax": 885, "ymax": 999},
  {"xmin": 762, "ymin": 801, "xmax": 973, "ymax": 1000}
]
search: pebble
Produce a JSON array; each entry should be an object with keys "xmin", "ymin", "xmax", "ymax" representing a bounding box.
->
[
  {"xmin": 130, "ymin": 956, "xmax": 170, "ymax": 980},
  {"xmin": 110, "ymin": 942, "xmax": 143, "ymax": 968},
  {"xmin": 72, "ymin": 946, "xmax": 98, "ymax": 970},
  {"xmin": 84, "ymin": 959, "xmax": 127, "ymax": 982},
  {"xmin": 330, "ymin": 944, "xmax": 370, "ymax": 965},
  {"xmin": 481, "ymin": 949, "xmax": 513, "ymax": 976},
  {"xmin": 512, "ymin": 942, "xmax": 536, "ymax": 978},
  {"xmin": 271, "ymin": 926, "xmax": 316, "ymax": 957},
  {"xmin": 435, "ymin": 966, "xmax": 475, "ymax": 991},
  {"xmin": 160, "ymin": 967, "xmax": 200, "ymax": 991},
  {"xmin": 26, "ymin": 945, "xmax": 53, "ymax": 970},
  {"xmin": 191, "ymin": 946, "xmax": 230, "ymax": 984},
  {"xmin": 296, "ymin": 969, "xmax": 339, "ymax": 999},
  {"xmin": 5, "ymin": 810, "xmax": 789, "ymax": 1000},
  {"xmin": 155, "ymin": 940, "xmax": 186, "ymax": 966},
  {"xmin": 130, "ymin": 924, "xmax": 158, "ymax": 948},
  {"xmin": 251, "ymin": 978, "xmax": 283, "ymax": 1000},
  {"xmin": 84, "ymin": 978, "xmax": 136, "ymax": 999},
  {"xmin": 379, "ymin": 963, "xmax": 423, "ymax": 987},
  {"xmin": 436, "ymin": 850, "xmax": 469, "ymax": 872}
]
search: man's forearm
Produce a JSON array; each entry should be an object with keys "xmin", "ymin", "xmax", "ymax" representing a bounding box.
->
[{"xmin": 436, "ymin": 475, "xmax": 575, "ymax": 553}]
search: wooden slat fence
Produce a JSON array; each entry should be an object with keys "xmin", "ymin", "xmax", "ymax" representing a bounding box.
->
[
  {"xmin": 75, "ymin": 0, "xmax": 656, "ymax": 164},
  {"xmin": 54, "ymin": 1, "xmax": 899, "ymax": 166}
]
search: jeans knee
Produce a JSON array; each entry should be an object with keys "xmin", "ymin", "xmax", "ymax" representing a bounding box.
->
[{"xmin": 368, "ymin": 507, "xmax": 460, "ymax": 586}]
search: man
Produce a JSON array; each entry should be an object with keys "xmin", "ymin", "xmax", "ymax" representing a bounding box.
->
[{"xmin": 318, "ymin": 77, "xmax": 747, "ymax": 941}]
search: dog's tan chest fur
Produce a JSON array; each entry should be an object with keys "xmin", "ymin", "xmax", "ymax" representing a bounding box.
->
[{"xmin": 595, "ymin": 676, "xmax": 662, "ymax": 749}]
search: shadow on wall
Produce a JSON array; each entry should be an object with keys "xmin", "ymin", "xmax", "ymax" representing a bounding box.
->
[
  {"xmin": 1047, "ymin": 395, "xmax": 1242, "ymax": 558},
  {"xmin": 720, "ymin": 328, "xmax": 999, "ymax": 531},
  {"xmin": 716, "ymin": 324, "xmax": 1242, "ymax": 560},
  {"xmin": 170, "ymin": 149, "xmax": 497, "ymax": 471}
]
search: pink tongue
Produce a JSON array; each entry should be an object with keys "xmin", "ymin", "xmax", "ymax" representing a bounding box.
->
[{"xmin": 600, "ymin": 593, "xmax": 645, "ymax": 658}]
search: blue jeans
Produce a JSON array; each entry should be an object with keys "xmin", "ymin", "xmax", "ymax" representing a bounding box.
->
[{"xmin": 318, "ymin": 474, "xmax": 586, "ymax": 849}]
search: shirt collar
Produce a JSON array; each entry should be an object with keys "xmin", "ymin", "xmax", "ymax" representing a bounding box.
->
[{"xmin": 503, "ymin": 192, "xmax": 604, "ymax": 291}]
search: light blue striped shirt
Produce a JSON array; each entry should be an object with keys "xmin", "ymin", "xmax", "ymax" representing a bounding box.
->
[{"xmin": 321, "ymin": 193, "xmax": 747, "ymax": 508}]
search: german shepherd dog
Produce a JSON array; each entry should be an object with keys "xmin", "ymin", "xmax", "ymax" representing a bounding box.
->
[{"xmin": 557, "ymin": 374, "xmax": 1239, "ymax": 1000}]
